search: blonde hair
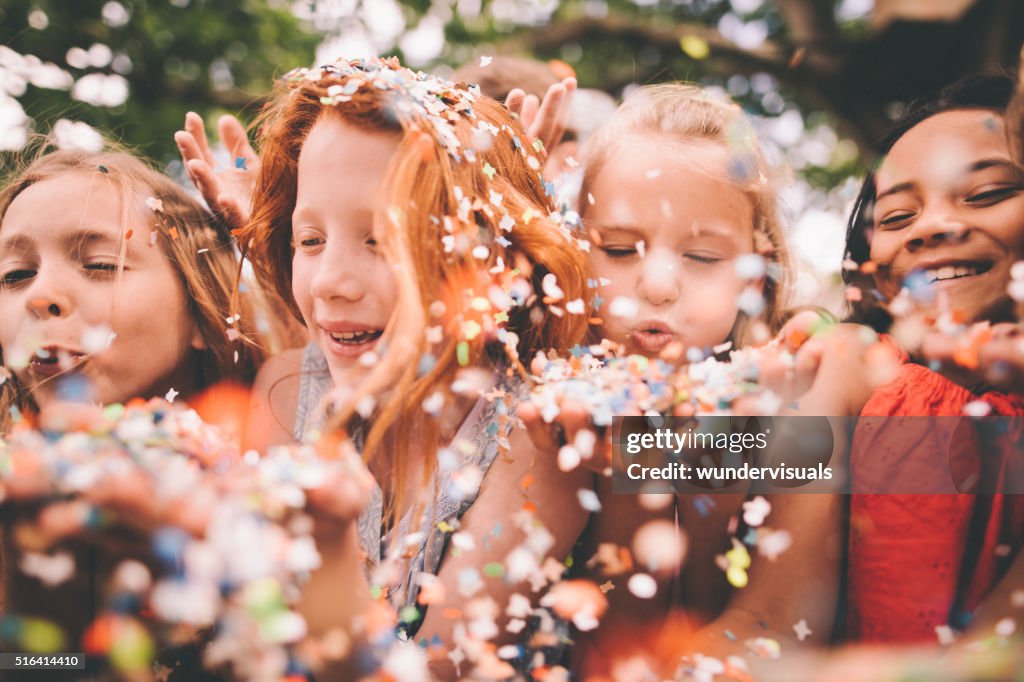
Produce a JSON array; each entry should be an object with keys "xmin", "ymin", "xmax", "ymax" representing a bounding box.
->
[
  {"xmin": 579, "ymin": 83, "xmax": 792, "ymax": 346},
  {"xmin": 0, "ymin": 142, "xmax": 276, "ymax": 430},
  {"xmin": 242, "ymin": 58, "xmax": 591, "ymax": 526}
]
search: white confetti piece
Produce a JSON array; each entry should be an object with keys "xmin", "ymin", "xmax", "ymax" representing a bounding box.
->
[
  {"xmin": 577, "ymin": 488, "xmax": 602, "ymax": 512},
  {"xmin": 19, "ymin": 551, "xmax": 74, "ymax": 587},
  {"xmin": 479, "ymin": 55, "xmax": 493, "ymax": 67},
  {"xmin": 608, "ymin": 296, "xmax": 639, "ymax": 319},
  {"xmin": 558, "ymin": 445, "xmax": 581, "ymax": 471},
  {"xmin": 735, "ymin": 253, "xmax": 766, "ymax": 279},
  {"xmin": 793, "ymin": 619, "xmax": 812, "ymax": 641},
  {"xmin": 935, "ymin": 624, "xmax": 956, "ymax": 646},
  {"xmin": 995, "ymin": 617, "xmax": 1017, "ymax": 637},
  {"xmin": 165, "ymin": 387, "xmax": 179, "ymax": 403},
  {"xmin": 566, "ymin": 298, "xmax": 585, "ymax": 315},
  {"xmin": 542, "ymin": 273, "xmax": 564, "ymax": 300},
  {"xmin": 627, "ymin": 573, "xmax": 657, "ymax": 599},
  {"xmin": 742, "ymin": 496, "xmax": 771, "ymax": 526}
]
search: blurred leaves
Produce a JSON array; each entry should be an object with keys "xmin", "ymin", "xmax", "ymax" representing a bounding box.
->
[{"xmin": 1, "ymin": 0, "xmax": 320, "ymax": 161}]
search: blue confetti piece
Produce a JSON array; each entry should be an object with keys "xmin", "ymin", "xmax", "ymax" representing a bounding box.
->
[
  {"xmin": 234, "ymin": 157, "xmax": 247, "ymax": 171},
  {"xmin": 725, "ymin": 630, "xmax": 737, "ymax": 641},
  {"xmin": 592, "ymin": 294, "xmax": 604, "ymax": 310}
]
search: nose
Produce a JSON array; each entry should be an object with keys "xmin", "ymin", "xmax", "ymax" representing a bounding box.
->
[
  {"xmin": 308, "ymin": 241, "xmax": 368, "ymax": 303},
  {"xmin": 902, "ymin": 209, "xmax": 969, "ymax": 253},
  {"xmin": 636, "ymin": 248, "xmax": 681, "ymax": 306},
  {"xmin": 24, "ymin": 269, "xmax": 74, "ymax": 320}
]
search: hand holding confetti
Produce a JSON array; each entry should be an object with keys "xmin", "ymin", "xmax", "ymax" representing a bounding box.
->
[{"xmin": 923, "ymin": 321, "xmax": 1024, "ymax": 393}]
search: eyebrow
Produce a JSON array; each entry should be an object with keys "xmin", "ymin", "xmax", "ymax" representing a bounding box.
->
[
  {"xmin": 877, "ymin": 157, "xmax": 1020, "ymax": 200},
  {"xmin": 0, "ymin": 233, "xmax": 33, "ymax": 254},
  {"xmin": 62, "ymin": 229, "xmax": 122, "ymax": 252}
]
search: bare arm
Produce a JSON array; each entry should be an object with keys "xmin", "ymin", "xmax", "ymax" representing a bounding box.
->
[{"xmin": 244, "ymin": 347, "xmax": 305, "ymax": 452}]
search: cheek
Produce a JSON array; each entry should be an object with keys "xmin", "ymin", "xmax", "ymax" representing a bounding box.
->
[{"xmin": 290, "ymin": 259, "xmax": 313, "ymax": 313}]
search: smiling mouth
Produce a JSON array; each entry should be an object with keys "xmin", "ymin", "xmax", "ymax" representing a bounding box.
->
[
  {"xmin": 919, "ymin": 262, "xmax": 993, "ymax": 285},
  {"xmin": 327, "ymin": 330, "xmax": 383, "ymax": 345}
]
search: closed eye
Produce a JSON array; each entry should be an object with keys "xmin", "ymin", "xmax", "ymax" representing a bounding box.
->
[
  {"xmin": 878, "ymin": 211, "xmax": 915, "ymax": 229},
  {"xmin": 684, "ymin": 253, "xmax": 722, "ymax": 265},
  {"xmin": 966, "ymin": 185, "xmax": 1021, "ymax": 205},
  {"xmin": 0, "ymin": 269, "xmax": 35, "ymax": 287},
  {"xmin": 84, "ymin": 262, "xmax": 119, "ymax": 277},
  {"xmin": 599, "ymin": 246, "xmax": 637, "ymax": 259}
]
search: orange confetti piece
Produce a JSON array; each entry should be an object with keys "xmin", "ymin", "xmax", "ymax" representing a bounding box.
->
[
  {"xmin": 124, "ymin": 229, "xmax": 133, "ymax": 240},
  {"xmin": 547, "ymin": 59, "xmax": 576, "ymax": 80},
  {"xmin": 953, "ymin": 345, "xmax": 979, "ymax": 370},
  {"xmin": 168, "ymin": 227, "xmax": 179, "ymax": 240},
  {"xmin": 441, "ymin": 607, "xmax": 462, "ymax": 619},
  {"xmin": 860, "ymin": 261, "xmax": 878, "ymax": 274},
  {"xmin": 520, "ymin": 473, "xmax": 534, "ymax": 489},
  {"xmin": 522, "ymin": 500, "xmax": 537, "ymax": 514}
]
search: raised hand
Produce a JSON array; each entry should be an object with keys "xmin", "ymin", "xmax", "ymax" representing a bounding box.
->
[
  {"xmin": 174, "ymin": 111, "xmax": 259, "ymax": 230},
  {"xmin": 505, "ymin": 77, "xmax": 577, "ymax": 155}
]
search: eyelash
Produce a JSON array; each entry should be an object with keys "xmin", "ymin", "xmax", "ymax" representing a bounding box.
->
[
  {"xmin": 0, "ymin": 269, "xmax": 34, "ymax": 288},
  {"xmin": 599, "ymin": 247, "xmax": 721, "ymax": 264},
  {"xmin": 600, "ymin": 246, "xmax": 636, "ymax": 259},
  {"xmin": 880, "ymin": 184, "xmax": 1023, "ymax": 226},
  {"xmin": 966, "ymin": 185, "xmax": 1020, "ymax": 204},
  {"xmin": 0, "ymin": 262, "xmax": 120, "ymax": 288}
]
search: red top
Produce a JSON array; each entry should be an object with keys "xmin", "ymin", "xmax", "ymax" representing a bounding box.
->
[{"xmin": 847, "ymin": 337, "xmax": 1024, "ymax": 642}]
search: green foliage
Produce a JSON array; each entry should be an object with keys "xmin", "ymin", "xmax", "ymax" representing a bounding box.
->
[{"xmin": 0, "ymin": 0, "xmax": 320, "ymax": 162}]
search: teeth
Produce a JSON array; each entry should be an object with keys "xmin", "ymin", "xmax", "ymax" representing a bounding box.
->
[
  {"xmin": 329, "ymin": 330, "xmax": 378, "ymax": 344},
  {"xmin": 925, "ymin": 265, "xmax": 981, "ymax": 283}
]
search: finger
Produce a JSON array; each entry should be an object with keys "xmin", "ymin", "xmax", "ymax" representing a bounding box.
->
[
  {"xmin": 554, "ymin": 77, "xmax": 577, "ymax": 138},
  {"xmin": 790, "ymin": 338, "xmax": 823, "ymax": 399},
  {"xmin": 921, "ymin": 332, "xmax": 957, "ymax": 362},
  {"xmin": 516, "ymin": 401, "xmax": 562, "ymax": 454},
  {"xmin": 219, "ymin": 114, "xmax": 258, "ymax": 167},
  {"xmin": 519, "ymin": 94, "xmax": 541, "ymax": 134},
  {"xmin": 216, "ymin": 193, "xmax": 248, "ymax": 232},
  {"xmin": 505, "ymin": 89, "xmax": 525, "ymax": 116},
  {"xmin": 186, "ymin": 158, "xmax": 224, "ymax": 212},
  {"xmin": 185, "ymin": 111, "xmax": 216, "ymax": 166},
  {"xmin": 978, "ymin": 337, "xmax": 1024, "ymax": 389},
  {"xmin": 530, "ymin": 83, "xmax": 567, "ymax": 151}
]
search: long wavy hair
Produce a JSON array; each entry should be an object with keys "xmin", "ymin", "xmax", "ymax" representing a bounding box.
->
[
  {"xmin": 0, "ymin": 144, "xmax": 272, "ymax": 431},
  {"xmin": 241, "ymin": 57, "xmax": 591, "ymax": 525}
]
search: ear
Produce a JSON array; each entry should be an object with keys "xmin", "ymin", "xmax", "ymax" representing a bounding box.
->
[{"xmin": 191, "ymin": 323, "xmax": 208, "ymax": 351}]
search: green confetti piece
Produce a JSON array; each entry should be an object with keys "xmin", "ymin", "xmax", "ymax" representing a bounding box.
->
[
  {"xmin": 457, "ymin": 341, "xmax": 470, "ymax": 366},
  {"xmin": 482, "ymin": 162, "xmax": 496, "ymax": 179},
  {"xmin": 20, "ymin": 618, "xmax": 65, "ymax": 653},
  {"xmin": 483, "ymin": 562, "xmax": 504, "ymax": 578},
  {"xmin": 399, "ymin": 606, "xmax": 420, "ymax": 623},
  {"xmin": 370, "ymin": 585, "xmax": 383, "ymax": 600}
]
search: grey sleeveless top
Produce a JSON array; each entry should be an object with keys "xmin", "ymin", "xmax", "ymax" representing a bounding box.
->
[{"xmin": 293, "ymin": 342, "xmax": 520, "ymax": 633}]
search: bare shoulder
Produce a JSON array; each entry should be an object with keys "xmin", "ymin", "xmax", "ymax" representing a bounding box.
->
[{"xmin": 245, "ymin": 346, "xmax": 307, "ymax": 451}]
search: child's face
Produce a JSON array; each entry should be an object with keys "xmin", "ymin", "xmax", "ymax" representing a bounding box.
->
[
  {"xmin": 871, "ymin": 109, "xmax": 1024, "ymax": 322},
  {"xmin": 291, "ymin": 116, "xmax": 400, "ymax": 387},
  {"xmin": 0, "ymin": 172, "xmax": 201, "ymax": 406},
  {"xmin": 586, "ymin": 137, "xmax": 758, "ymax": 356}
]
